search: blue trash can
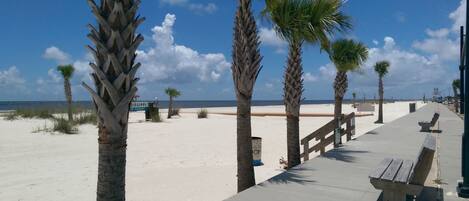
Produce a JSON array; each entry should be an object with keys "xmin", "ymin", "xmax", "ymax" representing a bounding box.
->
[{"xmin": 252, "ymin": 137, "xmax": 263, "ymax": 166}]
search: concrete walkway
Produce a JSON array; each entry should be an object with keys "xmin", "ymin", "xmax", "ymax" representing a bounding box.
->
[{"xmin": 225, "ymin": 103, "xmax": 465, "ymax": 201}]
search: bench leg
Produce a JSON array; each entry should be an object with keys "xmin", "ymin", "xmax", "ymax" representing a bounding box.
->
[{"xmin": 383, "ymin": 190, "xmax": 407, "ymax": 201}]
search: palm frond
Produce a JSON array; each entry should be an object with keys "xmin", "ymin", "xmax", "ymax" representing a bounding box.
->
[
  {"xmin": 374, "ymin": 60, "xmax": 391, "ymax": 77},
  {"xmin": 329, "ymin": 39, "xmax": 368, "ymax": 72},
  {"xmin": 453, "ymin": 79, "xmax": 461, "ymax": 89},
  {"xmin": 165, "ymin": 87, "xmax": 181, "ymax": 97},
  {"xmin": 262, "ymin": 0, "xmax": 351, "ymax": 46},
  {"xmin": 57, "ymin": 65, "xmax": 75, "ymax": 79}
]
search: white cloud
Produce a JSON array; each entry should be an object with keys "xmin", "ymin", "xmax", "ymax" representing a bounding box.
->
[
  {"xmin": 450, "ymin": 0, "xmax": 466, "ymax": 32},
  {"xmin": 319, "ymin": 63, "xmax": 336, "ymax": 79},
  {"xmin": 303, "ymin": 72, "xmax": 318, "ymax": 82},
  {"xmin": 160, "ymin": 0, "xmax": 187, "ymax": 5},
  {"xmin": 372, "ymin": 40, "xmax": 379, "ymax": 45},
  {"xmin": 265, "ymin": 82, "xmax": 274, "ymax": 89},
  {"xmin": 137, "ymin": 13, "xmax": 230, "ymax": 83},
  {"xmin": 0, "ymin": 66, "xmax": 25, "ymax": 87},
  {"xmin": 315, "ymin": 37, "xmax": 455, "ymax": 96},
  {"xmin": 259, "ymin": 27, "xmax": 287, "ymax": 53},
  {"xmin": 383, "ymin": 37, "xmax": 396, "ymax": 50},
  {"xmin": 43, "ymin": 46, "xmax": 71, "ymax": 64},
  {"xmin": 188, "ymin": 3, "xmax": 217, "ymax": 14},
  {"xmin": 160, "ymin": 0, "xmax": 217, "ymax": 14},
  {"xmin": 412, "ymin": 0, "xmax": 463, "ymax": 61},
  {"xmin": 47, "ymin": 68, "xmax": 62, "ymax": 83},
  {"xmin": 412, "ymin": 29, "xmax": 459, "ymax": 61}
]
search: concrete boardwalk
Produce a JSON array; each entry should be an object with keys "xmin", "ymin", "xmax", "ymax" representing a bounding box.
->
[{"xmin": 225, "ymin": 103, "xmax": 466, "ymax": 201}]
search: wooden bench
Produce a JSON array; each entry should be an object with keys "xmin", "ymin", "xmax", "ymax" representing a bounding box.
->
[
  {"xmin": 369, "ymin": 135, "xmax": 436, "ymax": 201},
  {"xmin": 418, "ymin": 113, "xmax": 439, "ymax": 132}
]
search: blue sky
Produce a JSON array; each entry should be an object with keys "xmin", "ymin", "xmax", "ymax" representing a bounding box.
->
[{"xmin": 0, "ymin": 0, "xmax": 465, "ymax": 101}]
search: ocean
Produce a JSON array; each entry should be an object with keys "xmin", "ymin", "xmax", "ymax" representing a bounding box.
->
[{"xmin": 0, "ymin": 100, "xmax": 340, "ymax": 111}]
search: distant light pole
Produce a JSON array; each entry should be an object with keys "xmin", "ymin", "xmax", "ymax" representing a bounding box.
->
[
  {"xmin": 461, "ymin": 26, "xmax": 465, "ymax": 114},
  {"xmin": 458, "ymin": 1, "xmax": 469, "ymax": 197}
]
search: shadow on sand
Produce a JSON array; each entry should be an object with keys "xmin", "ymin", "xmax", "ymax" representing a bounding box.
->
[{"xmin": 260, "ymin": 166, "xmax": 317, "ymax": 186}]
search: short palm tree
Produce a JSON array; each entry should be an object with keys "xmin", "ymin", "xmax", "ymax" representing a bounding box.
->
[
  {"xmin": 263, "ymin": 0, "xmax": 351, "ymax": 168},
  {"xmin": 328, "ymin": 39, "xmax": 368, "ymax": 143},
  {"xmin": 82, "ymin": 0, "xmax": 144, "ymax": 200},
  {"xmin": 374, "ymin": 60, "xmax": 390, "ymax": 123},
  {"xmin": 232, "ymin": 0, "xmax": 262, "ymax": 192},
  {"xmin": 165, "ymin": 87, "xmax": 181, "ymax": 119},
  {"xmin": 57, "ymin": 64, "xmax": 75, "ymax": 121},
  {"xmin": 453, "ymin": 79, "xmax": 461, "ymax": 113}
]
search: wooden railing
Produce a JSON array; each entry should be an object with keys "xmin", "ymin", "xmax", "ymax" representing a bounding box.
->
[{"xmin": 300, "ymin": 112, "xmax": 355, "ymax": 161}]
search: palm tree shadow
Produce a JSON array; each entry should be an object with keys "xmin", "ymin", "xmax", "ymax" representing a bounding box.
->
[
  {"xmin": 365, "ymin": 131, "xmax": 379, "ymax": 135},
  {"xmin": 321, "ymin": 148, "xmax": 369, "ymax": 163},
  {"xmin": 260, "ymin": 166, "xmax": 317, "ymax": 186}
]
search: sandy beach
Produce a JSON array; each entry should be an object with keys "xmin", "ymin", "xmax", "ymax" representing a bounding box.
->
[{"xmin": 0, "ymin": 101, "xmax": 424, "ymax": 201}]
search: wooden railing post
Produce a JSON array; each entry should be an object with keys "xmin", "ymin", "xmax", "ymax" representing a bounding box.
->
[
  {"xmin": 303, "ymin": 141, "xmax": 309, "ymax": 161},
  {"xmin": 346, "ymin": 118, "xmax": 352, "ymax": 141},
  {"xmin": 351, "ymin": 113, "xmax": 355, "ymax": 137},
  {"xmin": 320, "ymin": 135, "xmax": 326, "ymax": 155}
]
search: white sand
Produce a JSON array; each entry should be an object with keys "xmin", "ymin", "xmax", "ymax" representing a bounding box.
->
[{"xmin": 0, "ymin": 101, "xmax": 424, "ymax": 201}]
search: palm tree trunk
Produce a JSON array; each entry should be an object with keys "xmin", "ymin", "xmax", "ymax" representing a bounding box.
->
[
  {"xmin": 168, "ymin": 96, "xmax": 173, "ymax": 119},
  {"xmin": 84, "ymin": 1, "xmax": 144, "ymax": 200},
  {"xmin": 454, "ymin": 87, "xmax": 459, "ymax": 113},
  {"xmin": 334, "ymin": 72, "xmax": 347, "ymax": 118},
  {"xmin": 236, "ymin": 95, "xmax": 255, "ymax": 192},
  {"xmin": 333, "ymin": 71, "xmax": 347, "ymax": 145},
  {"xmin": 96, "ymin": 127, "xmax": 126, "ymax": 200},
  {"xmin": 284, "ymin": 41, "xmax": 303, "ymax": 168},
  {"xmin": 64, "ymin": 78, "xmax": 73, "ymax": 121},
  {"xmin": 232, "ymin": 0, "xmax": 262, "ymax": 192},
  {"xmin": 376, "ymin": 77, "xmax": 384, "ymax": 123}
]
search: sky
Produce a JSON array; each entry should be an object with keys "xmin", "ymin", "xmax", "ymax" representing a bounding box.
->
[{"xmin": 0, "ymin": 0, "xmax": 465, "ymax": 101}]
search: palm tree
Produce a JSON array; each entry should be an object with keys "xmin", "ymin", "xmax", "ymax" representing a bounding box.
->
[
  {"xmin": 232, "ymin": 0, "xmax": 262, "ymax": 192},
  {"xmin": 352, "ymin": 92, "xmax": 357, "ymax": 108},
  {"xmin": 328, "ymin": 39, "xmax": 368, "ymax": 143},
  {"xmin": 165, "ymin": 87, "xmax": 181, "ymax": 119},
  {"xmin": 82, "ymin": 0, "xmax": 144, "ymax": 200},
  {"xmin": 263, "ymin": 0, "xmax": 351, "ymax": 168},
  {"xmin": 374, "ymin": 61, "xmax": 390, "ymax": 123},
  {"xmin": 57, "ymin": 64, "xmax": 75, "ymax": 121},
  {"xmin": 453, "ymin": 79, "xmax": 461, "ymax": 113}
]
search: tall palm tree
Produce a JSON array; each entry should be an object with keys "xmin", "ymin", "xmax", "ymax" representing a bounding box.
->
[
  {"xmin": 57, "ymin": 64, "xmax": 75, "ymax": 121},
  {"xmin": 82, "ymin": 0, "xmax": 144, "ymax": 200},
  {"xmin": 374, "ymin": 60, "xmax": 390, "ymax": 124},
  {"xmin": 263, "ymin": 0, "xmax": 351, "ymax": 168},
  {"xmin": 453, "ymin": 79, "xmax": 461, "ymax": 113},
  {"xmin": 328, "ymin": 39, "xmax": 368, "ymax": 143},
  {"xmin": 232, "ymin": 0, "xmax": 262, "ymax": 192},
  {"xmin": 165, "ymin": 87, "xmax": 181, "ymax": 119}
]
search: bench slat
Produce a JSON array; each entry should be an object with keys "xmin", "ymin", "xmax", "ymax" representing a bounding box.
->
[
  {"xmin": 394, "ymin": 160, "xmax": 414, "ymax": 183},
  {"xmin": 369, "ymin": 158, "xmax": 393, "ymax": 179},
  {"xmin": 381, "ymin": 159, "xmax": 403, "ymax": 181}
]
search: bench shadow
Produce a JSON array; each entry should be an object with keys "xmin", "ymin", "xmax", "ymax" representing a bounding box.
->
[
  {"xmin": 260, "ymin": 166, "xmax": 317, "ymax": 186},
  {"xmin": 321, "ymin": 149, "xmax": 370, "ymax": 163},
  {"xmin": 375, "ymin": 186, "xmax": 443, "ymax": 201},
  {"xmin": 419, "ymin": 130, "xmax": 443, "ymax": 133}
]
